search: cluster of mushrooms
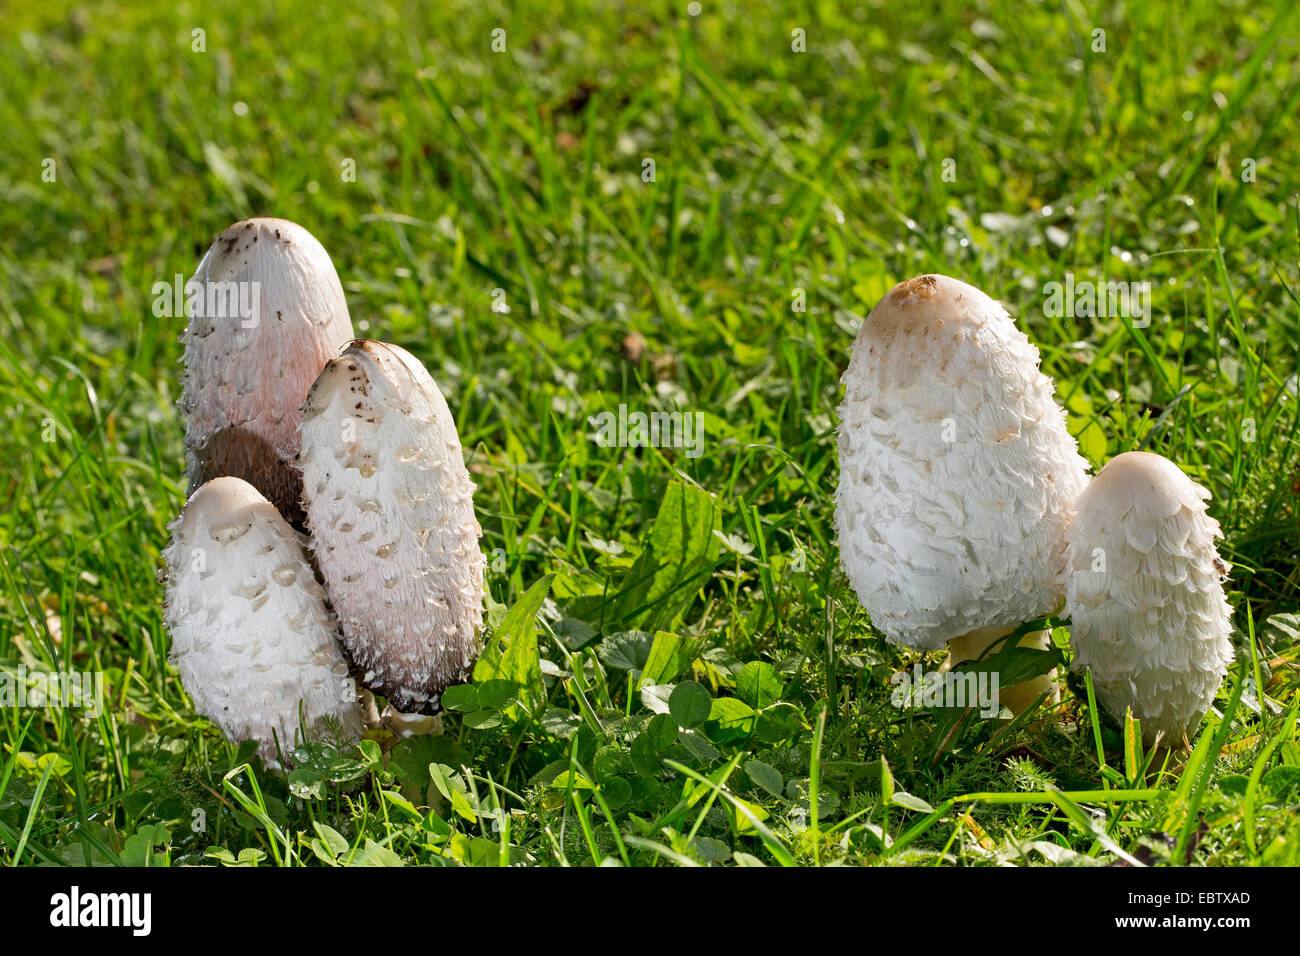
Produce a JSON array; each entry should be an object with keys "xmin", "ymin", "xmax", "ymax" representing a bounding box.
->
[
  {"xmin": 835, "ymin": 274, "xmax": 1235, "ymax": 746},
  {"xmin": 160, "ymin": 224, "xmax": 1233, "ymax": 765},
  {"xmin": 162, "ymin": 218, "xmax": 484, "ymax": 764}
]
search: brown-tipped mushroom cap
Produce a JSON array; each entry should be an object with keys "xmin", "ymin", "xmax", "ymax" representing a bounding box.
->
[
  {"xmin": 835, "ymin": 274, "xmax": 1091, "ymax": 651},
  {"xmin": 180, "ymin": 218, "xmax": 354, "ymax": 524}
]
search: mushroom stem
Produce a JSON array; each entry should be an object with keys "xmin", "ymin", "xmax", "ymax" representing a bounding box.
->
[
  {"xmin": 940, "ymin": 626, "xmax": 1059, "ymax": 716},
  {"xmin": 381, "ymin": 706, "xmax": 442, "ymax": 738},
  {"xmin": 359, "ymin": 689, "xmax": 383, "ymax": 732}
]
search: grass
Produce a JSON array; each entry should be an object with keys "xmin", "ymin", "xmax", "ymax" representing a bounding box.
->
[{"xmin": 1, "ymin": 0, "xmax": 1299, "ymax": 867}]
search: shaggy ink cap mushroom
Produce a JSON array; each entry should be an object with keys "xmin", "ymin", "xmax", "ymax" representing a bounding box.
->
[
  {"xmin": 180, "ymin": 218, "xmax": 355, "ymax": 525},
  {"xmin": 1063, "ymin": 451, "xmax": 1234, "ymax": 746},
  {"xmin": 162, "ymin": 476, "xmax": 362, "ymax": 765},
  {"xmin": 835, "ymin": 275, "xmax": 1092, "ymax": 712},
  {"xmin": 299, "ymin": 340, "xmax": 486, "ymax": 715}
]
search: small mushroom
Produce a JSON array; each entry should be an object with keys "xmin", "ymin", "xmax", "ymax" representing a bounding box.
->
[
  {"xmin": 835, "ymin": 274, "xmax": 1091, "ymax": 713},
  {"xmin": 299, "ymin": 340, "xmax": 485, "ymax": 714},
  {"xmin": 180, "ymin": 218, "xmax": 355, "ymax": 525},
  {"xmin": 1063, "ymin": 451, "xmax": 1234, "ymax": 747},
  {"xmin": 162, "ymin": 476, "xmax": 362, "ymax": 764}
]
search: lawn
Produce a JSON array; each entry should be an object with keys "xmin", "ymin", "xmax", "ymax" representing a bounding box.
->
[{"xmin": 1, "ymin": 0, "xmax": 1298, "ymax": 867}]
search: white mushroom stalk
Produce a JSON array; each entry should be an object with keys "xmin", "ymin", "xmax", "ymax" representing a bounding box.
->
[
  {"xmin": 835, "ymin": 274, "xmax": 1091, "ymax": 714},
  {"xmin": 1063, "ymin": 451, "xmax": 1234, "ymax": 747},
  {"xmin": 180, "ymin": 218, "xmax": 355, "ymax": 525},
  {"xmin": 299, "ymin": 340, "xmax": 485, "ymax": 714},
  {"xmin": 162, "ymin": 476, "xmax": 362, "ymax": 764}
]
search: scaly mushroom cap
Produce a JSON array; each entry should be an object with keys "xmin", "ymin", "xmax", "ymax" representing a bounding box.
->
[
  {"xmin": 299, "ymin": 340, "xmax": 485, "ymax": 714},
  {"xmin": 835, "ymin": 274, "xmax": 1091, "ymax": 650},
  {"xmin": 162, "ymin": 476, "xmax": 362, "ymax": 764},
  {"xmin": 180, "ymin": 218, "xmax": 355, "ymax": 525},
  {"xmin": 1063, "ymin": 451, "xmax": 1234, "ymax": 745}
]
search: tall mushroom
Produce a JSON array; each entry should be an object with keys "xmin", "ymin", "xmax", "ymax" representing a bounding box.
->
[
  {"xmin": 299, "ymin": 340, "xmax": 485, "ymax": 715},
  {"xmin": 835, "ymin": 274, "xmax": 1091, "ymax": 714},
  {"xmin": 180, "ymin": 218, "xmax": 355, "ymax": 525},
  {"xmin": 162, "ymin": 476, "xmax": 362, "ymax": 764},
  {"xmin": 1063, "ymin": 451, "xmax": 1234, "ymax": 746}
]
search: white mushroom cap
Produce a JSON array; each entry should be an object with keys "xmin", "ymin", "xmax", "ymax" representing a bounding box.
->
[
  {"xmin": 1063, "ymin": 451, "xmax": 1234, "ymax": 745},
  {"xmin": 162, "ymin": 476, "xmax": 362, "ymax": 764},
  {"xmin": 835, "ymin": 274, "xmax": 1091, "ymax": 650},
  {"xmin": 299, "ymin": 340, "xmax": 485, "ymax": 714},
  {"xmin": 180, "ymin": 218, "xmax": 355, "ymax": 524}
]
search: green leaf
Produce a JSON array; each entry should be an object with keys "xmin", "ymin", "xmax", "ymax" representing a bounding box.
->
[
  {"xmin": 292, "ymin": 742, "xmax": 368, "ymax": 785},
  {"xmin": 736, "ymin": 661, "xmax": 782, "ymax": 708},
  {"xmin": 706, "ymin": 697, "xmax": 757, "ymax": 742},
  {"xmin": 1218, "ymin": 774, "xmax": 1250, "ymax": 797},
  {"xmin": 594, "ymin": 745, "xmax": 631, "ymax": 780},
  {"xmin": 388, "ymin": 736, "xmax": 468, "ymax": 793},
  {"xmin": 611, "ymin": 482, "xmax": 723, "ymax": 631},
  {"xmin": 421, "ymin": 812, "xmax": 452, "ymax": 838},
  {"xmin": 600, "ymin": 776, "xmax": 632, "ymax": 809},
  {"xmin": 121, "ymin": 824, "xmax": 171, "ymax": 867},
  {"xmin": 640, "ymin": 630, "xmax": 701, "ymax": 687},
  {"xmin": 120, "ymin": 836, "xmax": 166, "ymax": 867},
  {"xmin": 597, "ymin": 630, "xmax": 653, "ymax": 671},
  {"xmin": 549, "ymin": 770, "xmax": 594, "ymax": 790},
  {"xmin": 1263, "ymin": 765, "xmax": 1300, "ymax": 800},
  {"xmin": 891, "ymin": 791, "xmax": 935, "ymax": 813},
  {"xmin": 1123, "ymin": 709, "xmax": 1144, "ymax": 781},
  {"xmin": 464, "ymin": 710, "xmax": 503, "ymax": 730},
  {"xmin": 730, "ymin": 795, "xmax": 770, "ymax": 834},
  {"xmin": 745, "ymin": 759, "xmax": 784, "ymax": 798},
  {"xmin": 428, "ymin": 763, "xmax": 461, "ymax": 802},
  {"xmin": 440, "ymin": 683, "xmax": 479, "ymax": 712},
  {"xmin": 553, "ymin": 617, "xmax": 598, "ymax": 650},
  {"xmin": 381, "ymin": 789, "xmax": 423, "ymax": 822},
  {"xmin": 353, "ymin": 839, "xmax": 405, "ymax": 867},
  {"xmin": 358, "ymin": 739, "xmax": 383, "ymax": 770},
  {"xmin": 441, "ymin": 676, "xmax": 517, "ymax": 712},
  {"xmin": 640, "ymin": 683, "xmax": 674, "ymax": 714},
  {"xmin": 475, "ymin": 574, "xmax": 554, "ymax": 719},
  {"xmin": 677, "ymin": 729, "xmax": 719, "ymax": 763},
  {"xmin": 630, "ymin": 732, "xmax": 663, "ymax": 777},
  {"xmin": 628, "ymin": 773, "xmax": 663, "ymax": 810},
  {"xmin": 755, "ymin": 703, "xmax": 801, "ymax": 744},
  {"xmin": 670, "ymin": 681, "xmax": 713, "ymax": 729},
  {"xmin": 1259, "ymin": 614, "xmax": 1300, "ymax": 655},
  {"xmin": 204, "ymin": 847, "xmax": 236, "ymax": 865},
  {"xmin": 643, "ymin": 713, "xmax": 678, "ymax": 753},
  {"xmin": 476, "ymin": 679, "xmax": 520, "ymax": 710},
  {"xmin": 206, "ymin": 846, "xmax": 265, "ymax": 867},
  {"xmin": 314, "ymin": 822, "xmax": 349, "ymax": 857},
  {"xmin": 449, "ymin": 789, "xmax": 479, "ymax": 822},
  {"xmin": 288, "ymin": 768, "xmax": 326, "ymax": 801},
  {"xmin": 693, "ymin": 835, "xmax": 732, "ymax": 862},
  {"xmin": 540, "ymin": 707, "xmax": 582, "ymax": 739}
]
